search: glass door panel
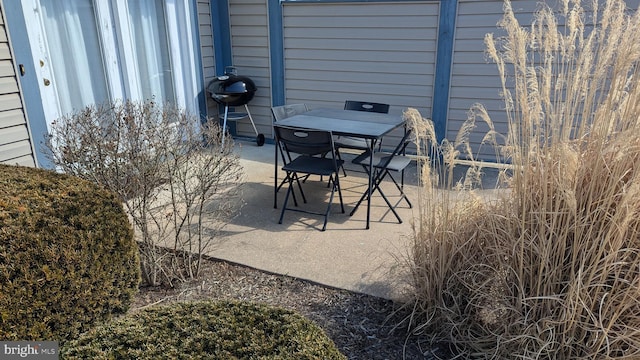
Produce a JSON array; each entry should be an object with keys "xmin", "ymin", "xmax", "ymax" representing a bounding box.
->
[
  {"xmin": 23, "ymin": 0, "xmax": 197, "ymax": 129},
  {"xmin": 125, "ymin": 0, "xmax": 176, "ymax": 104},
  {"xmin": 39, "ymin": 0, "xmax": 109, "ymax": 116}
]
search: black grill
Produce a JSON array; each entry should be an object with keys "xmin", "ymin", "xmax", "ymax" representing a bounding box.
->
[
  {"xmin": 206, "ymin": 73, "xmax": 257, "ymax": 107},
  {"xmin": 206, "ymin": 67, "xmax": 263, "ymax": 146}
]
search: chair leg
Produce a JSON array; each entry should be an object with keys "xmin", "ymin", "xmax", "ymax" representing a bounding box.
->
[
  {"xmin": 278, "ymin": 177, "xmax": 295, "ymax": 224},
  {"xmin": 349, "ymin": 167, "xmax": 376, "ymax": 216},
  {"xmin": 385, "ymin": 172, "xmax": 413, "ymax": 208},
  {"xmin": 291, "ymin": 172, "xmax": 308, "ymax": 204},
  {"xmin": 349, "ymin": 169, "xmax": 403, "ymax": 223},
  {"xmin": 321, "ymin": 183, "xmax": 334, "ymax": 231},
  {"xmin": 321, "ymin": 173, "xmax": 345, "ymax": 231},
  {"xmin": 278, "ymin": 171, "xmax": 305, "ymax": 207},
  {"xmin": 333, "ymin": 174, "xmax": 345, "ymax": 213},
  {"xmin": 335, "ymin": 149, "xmax": 348, "ymax": 177},
  {"xmin": 373, "ymin": 175, "xmax": 403, "ymax": 223}
]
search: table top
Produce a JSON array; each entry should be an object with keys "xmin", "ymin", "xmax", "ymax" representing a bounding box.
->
[{"xmin": 275, "ymin": 108, "xmax": 405, "ymax": 139}]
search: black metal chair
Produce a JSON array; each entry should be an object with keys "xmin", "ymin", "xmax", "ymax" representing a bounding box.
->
[
  {"xmin": 334, "ymin": 100, "xmax": 390, "ymax": 176},
  {"xmin": 271, "ymin": 104, "xmax": 312, "ymax": 208},
  {"xmin": 271, "ymin": 103, "xmax": 309, "ymax": 122},
  {"xmin": 274, "ymin": 125, "xmax": 345, "ymax": 231},
  {"xmin": 349, "ymin": 128, "xmax": 413, "ymax": 224},
  {"xmin": 344, "ymin": 100, "xmax": 390, "ymax": 113}
]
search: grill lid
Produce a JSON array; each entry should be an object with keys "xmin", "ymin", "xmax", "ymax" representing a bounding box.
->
[{"xmin": 206, "ymin": 67, "xmax": 257, "ymax": 106}]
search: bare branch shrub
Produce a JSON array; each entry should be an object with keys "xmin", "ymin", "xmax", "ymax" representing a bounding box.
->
[
  {"xmin": 46, "ymin": 100, "xmax": 244, "ymax": 287},
  {"xmin": 406, "ymin": 0, "xmax": 640, "ymax": 358}
]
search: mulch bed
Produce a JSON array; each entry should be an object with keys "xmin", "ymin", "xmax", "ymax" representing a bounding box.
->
[{"xmin": 131, "ymin": 257, "xmax": 452, "ymax": 359}]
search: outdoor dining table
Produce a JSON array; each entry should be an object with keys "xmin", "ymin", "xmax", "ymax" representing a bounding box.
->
[{"xmin": 273, "ymin": 108, "xmax": 406, "ymax": 229}]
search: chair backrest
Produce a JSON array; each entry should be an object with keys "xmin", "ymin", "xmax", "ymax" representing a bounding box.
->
[
  {"xmin": 344, "ymin": 100, "xmax": 390, "ymax": 114},
  {"xmin": 273, "ymin": 125, "xmax": 334, "ymax": 157},
  {"xmin": 271, "ymin": 103, "xmax": 310, "ymax": 122}
]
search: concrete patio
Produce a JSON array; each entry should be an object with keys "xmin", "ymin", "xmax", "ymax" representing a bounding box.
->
[{"xmin": 208, "ymin": 138, "xmax": 502, "ymax": 301}]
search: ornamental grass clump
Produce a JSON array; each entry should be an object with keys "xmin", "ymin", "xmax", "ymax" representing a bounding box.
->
[{"xmin": 406, "ymin": 0, "xmax": 640, "ymax": 358}]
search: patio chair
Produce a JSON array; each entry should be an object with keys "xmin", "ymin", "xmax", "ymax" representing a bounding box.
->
[
  {"xmin": 271, "ymin": 103, "xmax": 309, "ymax": 122},
  {"xmin": 349, "ymin": 127, "xmax": 413, "ymax": 224},
  {"xmin": 274, "ymin": 125, "xmax": 345, "ymax": 231},
  {"xmin": 334, "ymin": 100, "xmax": 390, "ymax": 176},
  {"xmin": 271, "ymin": 104, "xmax": 312, "ymax": 208}
]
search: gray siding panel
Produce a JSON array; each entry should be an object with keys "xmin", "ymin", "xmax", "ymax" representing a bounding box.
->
[
  {"xmin": 281, "ymin": 1, "xmax": 438, "ymax": 148},
  {"xmin": 448, "ymin": 0, "xmax": 538, "ymax": 162},
  {"xmin": 198, "ymin": 0, "xmax": 217, "ymax": 117},
  {"xmin": 228, "ymin": 0, "xmax": 271, "ymax": 137},
  {"xmin": 449, "ymin": 0, "xmax": 640, "ymax": 162},
  {"xmin": 0, "ymin": 4, "xmax": 36, "ymax": 167}
]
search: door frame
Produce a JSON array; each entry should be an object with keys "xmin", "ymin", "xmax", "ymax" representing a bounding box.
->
[{"xmin": 2, "ymin": 0, "xmax": 50, "ymax": 168}]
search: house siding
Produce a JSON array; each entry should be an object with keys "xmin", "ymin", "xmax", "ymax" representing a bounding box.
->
[
  {"xmin": 447, "ymin": 0, "xmax": 539, "ymax": 161},
  {"xmin": 4, "ymin": 0, "xmax": 640, "ymax": 165},
  {"xmin": 199, "ymin": 0, "xmax": 219, "ymax": 118},
  {"xmin": 226, "ymin": 0, "xmax": 272, "ymax": 138},
  {"xmin": 278, "ymin": 1, "xmax": 438, "ymax": 148},
  {"xmin": 0, "ymin": 2, "xmax": 36, "ymax": 167},
  {"xmin": 449, "ymin": 0, "xmax": 640, "ymax": 161}
]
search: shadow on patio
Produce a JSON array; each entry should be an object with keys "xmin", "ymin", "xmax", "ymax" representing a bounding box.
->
[{"xmin": 202, "ymin": 138, "xmax": 503, "ymax": 301}]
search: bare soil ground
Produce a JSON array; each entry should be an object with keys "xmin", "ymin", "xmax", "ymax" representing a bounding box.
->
[{"xmin": 131, "ymin": 256, "xmax": 452, "ymax": 360}]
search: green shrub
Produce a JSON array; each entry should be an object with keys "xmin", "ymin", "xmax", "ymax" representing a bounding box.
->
[
  {"xmin": 61, "ymin": 300, "xmax": 346, "ymax": 359},
  {"xmin": 0, "ymin": 164, "xmax": 140, "ymax": 342}
]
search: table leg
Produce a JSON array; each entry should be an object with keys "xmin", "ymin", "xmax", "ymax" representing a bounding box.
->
[
  {"xmin": 221, "ymin": 105, "xmax": 229, "ymax": 148},
  {"xmin": 366, "ymin": 139, "xmax": 375, "ymax": 229},
  {"xmin": 274, "ymin": 139, "xmax": 278, "ymax": 209}
]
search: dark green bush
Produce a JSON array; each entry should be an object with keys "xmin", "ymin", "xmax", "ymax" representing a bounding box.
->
[
  {"xmin": 61, "ymin": 300, "xmax": 347, "ymax": 359},
  {"xmin": 0, "ymin": 164, "xmax": 140, "ymax": 342}
]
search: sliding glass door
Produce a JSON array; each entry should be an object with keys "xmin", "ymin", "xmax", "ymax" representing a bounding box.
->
[{"xmin": 22, "ymin": 0, "xmax": 199, "ymax": 128}]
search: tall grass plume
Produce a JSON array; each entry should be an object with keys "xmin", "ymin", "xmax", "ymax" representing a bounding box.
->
[{"xmin": 405, "ymin": 0, "xmax": 640, "ymax": 358}]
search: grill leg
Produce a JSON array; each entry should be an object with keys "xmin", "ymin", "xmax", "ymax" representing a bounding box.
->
[
  {"xmin": 221, "ymin": 105, "xmax": 230, "ymax": 147},
  {"xmin": 245, "ymin": 104, "xmax": 258, "ymax": 136}
]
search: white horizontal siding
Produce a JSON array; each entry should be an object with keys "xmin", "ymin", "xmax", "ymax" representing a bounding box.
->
[
  {"xmin": 0, "ymin": 124, "xmax": 29, "ymax": 145},
  {"xmin": 0, "ymin": 93, "xmax": 21, "ymax": 110},
  {"xmin": 0, "ymin": 76, "xmax": 18, "ymax": 94},
  {"xmin": 0, "ymin": 43, "xmax": 10, "ymax": 60},
  {"xmin": 0, "ymin": 6, "xmax": 36, "ymax": 167},
  {"xmin": 0, "ymin": 109, "xmax": 28, "ymax": 128},
  {"xmin": 281, "ymin": 1, "xmax": 438, "ymax": 149},
  {"xmin": 0, "ymin": 140, "xmax": 34, "ymax": 164}
]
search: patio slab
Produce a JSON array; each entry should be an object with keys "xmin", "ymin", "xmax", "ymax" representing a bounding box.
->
[{"xmin": 207, "ymin": 138, "xmax": 502, "ymax": 301}]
